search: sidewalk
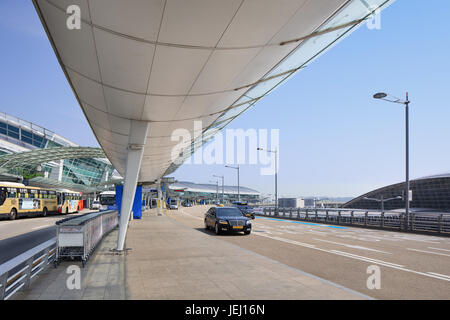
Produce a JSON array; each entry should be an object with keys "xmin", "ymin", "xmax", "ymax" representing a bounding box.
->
[
  {"xmin": 13, "ymin": 209, "xmax": 371, "ymax": 300},
  {"xmin": 12, "ymin": 228, "xmax": 126, "ymax": 300}
]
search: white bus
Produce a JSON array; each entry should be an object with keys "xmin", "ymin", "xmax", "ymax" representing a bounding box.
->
[{"xmin": 99, "ymin": 191, "xmax": 116, "ymax": 211}]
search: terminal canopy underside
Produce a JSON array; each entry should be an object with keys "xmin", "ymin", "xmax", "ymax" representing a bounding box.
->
[{"xmin": 33, "ymin": 0, "xmax": 393, "ymax": 183}]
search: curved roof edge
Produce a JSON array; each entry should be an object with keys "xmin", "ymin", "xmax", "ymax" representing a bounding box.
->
[{"xmin": 343, "ymin": 172, "xmax": 450, "ymax": 207}]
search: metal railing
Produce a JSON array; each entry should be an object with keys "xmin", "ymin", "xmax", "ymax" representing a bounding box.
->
[
  {"xmin": 0, "ymin": 238, "xmax": 57, "ymax": 300},
  {"xmin": 257, "ymin": 207, "xmax": 450, "ymax": 235}
]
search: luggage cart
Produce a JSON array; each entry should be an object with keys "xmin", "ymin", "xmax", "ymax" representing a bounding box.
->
[{"xmin": 55, "ymin": 210, "xmax": 118, "ymax": 267}]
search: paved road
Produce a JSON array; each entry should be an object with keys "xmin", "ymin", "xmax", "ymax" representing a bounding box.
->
[
  {"xmin": 0, "ymin": 209, "xmax": 95, "ymax": 240},
  {"xmin": 0, "ymin": 227, "xmax": 56, "ymax": 265},
  {"xmin": 169, "ymin": 206, "xmax": 450, "ymax": 299}
]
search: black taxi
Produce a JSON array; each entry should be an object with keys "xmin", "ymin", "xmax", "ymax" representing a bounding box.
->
[{"xmin": 204, "ymin": 206, "xmax": 251, "ymax": 235}]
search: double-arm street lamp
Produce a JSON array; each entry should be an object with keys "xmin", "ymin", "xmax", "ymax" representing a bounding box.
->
[
  {"xmin": 363, "ymin": 195, "xmax": 402, "ymax": 213},
  {"xmin": 373, "ymin": 92, "xmax": 411, "ymax": 230},
  {"xmin": 212, "ymin": 174, "xmax": 224, "ymax": 204},
  {"xmin": 257, "ymin": 147, "xmax": 278, "ymax": 209},
  {"xmin": 225, "ymin": 165, "xmax": 240, "ymax": 202}
]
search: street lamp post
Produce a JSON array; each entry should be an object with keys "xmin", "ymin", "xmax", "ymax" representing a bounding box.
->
[
  {"xmin": 209, "ymin": 180, "xmax": 219, "ymax": 203},
  {"xmin": 373, "ymin": 92, "xmax": 411, "ymax": 231},
  {"xmin": 213, "ymin": 174, "xmax": 224, "ymax": 204},
  {"xmin": 225, "ymin": 165, "xmax": 240, "ymax": 202},
  {"xmin": 257, "ymin": 147, "xmax": 278, "ymax": 209}
]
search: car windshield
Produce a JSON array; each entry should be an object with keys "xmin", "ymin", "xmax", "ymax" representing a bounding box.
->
[{"xmin": 216, "ymin": 208, "xmax": 244, "ymax": 217}]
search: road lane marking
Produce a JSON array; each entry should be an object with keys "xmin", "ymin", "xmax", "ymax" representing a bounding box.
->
[
  {"xmin": 407, "ymin": 248, "xmax": 450, "ymax": 257},
  {"xmin": 253, "ymin": 232, "xmax": 450, "ymax": 283},
  {"xmin": 329, "ymin": 250, "xmax": 404, "ymax": 268},
  {"xmin": 312, "ymin": 238, "xmax": 392, "ymax": 254},
  {"xmin": 428, "ymin": 247, "xmax": 450, "ymax": 253},
  {"xmin": 178, "ymin": 209, "xmax": 202, "ymax": 220},
  {"xmin": 179, "ymin": 208, "xmax": 450, "ymax": 283},
  {"xmin": 427, "ymin": 272, "xmax": 450, "ymax": 279},
  {"xmin": 255, "ymin": 217, "xmax": 348, "ymax": 229}
]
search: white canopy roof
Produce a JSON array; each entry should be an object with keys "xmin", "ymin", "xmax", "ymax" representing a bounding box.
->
[{"xmin": 33, "ymin": 0, "xmax": 393, "ymax": 183}]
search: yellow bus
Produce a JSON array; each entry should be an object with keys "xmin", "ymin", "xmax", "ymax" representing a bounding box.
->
[
  {"xmin": 0, "ymin": 182, "xmax": 58, "ymax": 220},
  {"xmin": 56, "ymin": 189, "xmax": 82, "ymax": 214}
]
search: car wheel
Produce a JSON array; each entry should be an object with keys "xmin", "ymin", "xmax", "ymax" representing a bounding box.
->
[
  {"xmin": 244, "ymin": 230, "xmax": 251, "ymax": 235},
  {"xmin": 215, "ymin": 223, "xmax": 221, "ymax": 235},
  {"xmin": 42, "ymin": 207, "xmax": 48, "ymax": 217},
  {"xmin": 204, "ymin": 220, "xmax": 209, "ymax": 230},
  {"xmin": 9, "ymin": 208, "xmax": 17, "ymax": 220}
]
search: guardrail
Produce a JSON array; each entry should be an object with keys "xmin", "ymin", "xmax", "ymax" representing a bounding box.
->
[
  {"xmin": 0, "ymin": 210, "xmax": 118, "ymax": 300},
  {"xmin": 0, "ymin": 238, "xmax": 56, "ymax": 300},
  {"xmin": 257, "ymin": 207, "xmax": 450, "ymax": 235},
  {"xmin": 56, "ymin": 210, "xmax": 118, "ymax": 267}
]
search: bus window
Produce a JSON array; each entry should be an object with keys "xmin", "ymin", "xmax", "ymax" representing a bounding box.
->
[
  {"xmin": 19, "ymin": 188, "xmax": 26, "ymax": 198},
  {"xmin": 30, "ymin": 189, "xmax": 38, "ymax": 198},
  {"xmin": 0, "ymin": 188, "xmax": 6, "ymax": 206},
  {"xmin": 7, "ymin": 188, "xmax": 17, "ymax": 198}
]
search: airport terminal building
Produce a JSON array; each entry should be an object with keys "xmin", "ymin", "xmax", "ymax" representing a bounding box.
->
[
  {"xmin": 167, "ymin": 181, "xmax": 260, "ymax": 204},
  {"xmin": 0, "ymin": 112, "xmax": 119, "ymax": 191},
  {"xmin": 343, "ymin": 173, "xmax": 450, "ymax": 212}
]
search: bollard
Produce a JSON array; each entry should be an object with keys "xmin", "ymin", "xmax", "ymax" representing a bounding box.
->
[
  {"xmin": 350, "ymin": 211, "xmax": 354, "ymax": 225},
  {"xmin": 305, "ymin": 209, "xmax": 308, "ymax": 220},
  {"xmin": 438, "ymin": 214, "xmax": 443, "ymax": 234},
  {"xmin": 380, "ymin": 212, "xmax": 384, "ymax": 228},
  {"xmin": 364, "ymin": 212, "xmax": 368, "ymax": 226},
  {"xmin": 338, "ymin": 211, "xmax": 341, "ymax": 225},
  {"xmin": 24, "ymin": 257, "xmax": 34, "ymax": 289},
  {"xmin": 0, "ymin": 273, "xmax": 6, "ymax": 300}
]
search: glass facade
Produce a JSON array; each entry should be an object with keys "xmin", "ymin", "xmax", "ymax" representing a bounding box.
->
[
  {"xmin": 0, "ymin": 112, "xmax": 118, "ymax": 189},
  {"xmin": 343, "ymin": 175, "xmax": 450, "ymax": 211}
]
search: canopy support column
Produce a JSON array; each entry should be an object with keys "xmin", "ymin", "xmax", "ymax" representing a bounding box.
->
[
  {"xmin": 116, "ymin": 120, "xmax": 149, "ymax": 251},
  {"xmin": 157, "ymin": 180, "xmax": 163, "ymax": 216}
]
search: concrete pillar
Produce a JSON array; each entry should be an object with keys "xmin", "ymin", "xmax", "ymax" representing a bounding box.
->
[
  {"xmin": 58, "ymin": 159, "xmax": 64, "ymax": 182},
  {"xmin": 116, "ymin": 120, "xmax": 149, "ymax": 251},
  {"xmin": 157, "ymin": 181, "xmax": 162, "ymax": 216}
]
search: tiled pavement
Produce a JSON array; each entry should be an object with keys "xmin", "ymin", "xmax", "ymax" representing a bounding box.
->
[{"xmin": 13, "ymin": 208, "xmax": 371, "ymax": 300}]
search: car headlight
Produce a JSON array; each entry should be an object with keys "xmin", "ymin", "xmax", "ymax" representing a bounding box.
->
[
  {"xmin": 219, "ymin": 220, "xmax": 228, "ymax": 224},
  {"xmin": 246, "ymin": 220, "xmax": 251, "ymax": 225}
]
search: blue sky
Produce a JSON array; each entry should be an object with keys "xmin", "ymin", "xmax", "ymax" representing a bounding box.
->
[{"xmin": 1, "ymin": 1, "xmax": 449, "ymax": 198}]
